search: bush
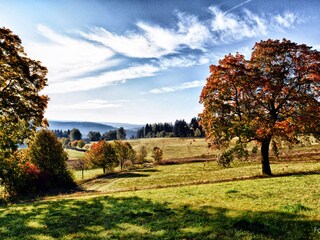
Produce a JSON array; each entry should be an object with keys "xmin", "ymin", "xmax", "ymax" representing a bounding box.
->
[
  {"xmin": 70, "ymin": 140, "xmax": 79, "ymax": 148},
  {"xmin": 60, "ymin": 137, "xmax": 70, "ymax": 147},
  {"xmin": 0, "ymin": 150, "xmax": 40, "ymax": 196}
]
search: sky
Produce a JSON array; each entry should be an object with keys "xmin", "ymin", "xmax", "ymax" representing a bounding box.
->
[{"xmin": 1, "ymin": 0, "xmax": 320, "ymax": 124}]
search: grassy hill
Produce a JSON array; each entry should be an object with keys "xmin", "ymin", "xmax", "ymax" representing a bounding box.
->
[
  {"xmin": 0, "ymin": 161, "xmax": 319, "ymax": 239},
  {"xmin": 67, "ymin": 137, "xmax": 213, "ymax": 160},
  {"xmin": 49, "ymin": 121, "xmax": 138, "ymax": 138},
  {"xmin": 1, "ymin": 138, "xmax": 319, "ymax": 239}
]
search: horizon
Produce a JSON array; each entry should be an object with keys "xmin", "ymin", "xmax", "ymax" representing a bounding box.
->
[{"xmin": 1, "ymin": 0, "xmax": 320, "ymax": 124}]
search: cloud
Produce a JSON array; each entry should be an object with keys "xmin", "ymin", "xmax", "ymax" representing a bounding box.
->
[
  {"xmin": 157, "ymin": 55, "xmax": 210, "ymax": 69},
  {"xmin": 44, "ymin": 64, "xmax": 160, "ymax": 94},
  {"xmin": 25, "ymin": 24, "xmax": 118, "ymax": 82},
  {"xmin": 274, "ymin": 12, "xmax": 297, "ymax": 28},
  {"xmin": 147, "ymin": 80, "xmax": 205, "ymax": 94},
  {"xmin": 81, "ymin": 12, "xmax": 211, "ymax": 59},
  {"xmin": 49, "ymin": 99, "xmax": 134, "ymax": 110},
  {"xmin": 30, "ymin": 7, "xmax": 302, "ymax": 95},
  {"xmin": 209, "ymin": 7, "xmax": 301, "ymax": 43},
  {"xmin": 209, "ymin": 6, "xmax": 268, "ymax": 41}
]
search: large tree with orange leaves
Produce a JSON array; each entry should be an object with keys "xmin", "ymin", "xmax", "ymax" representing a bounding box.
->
[{"xmin": 200, "ymin": 39, "xmax": 320, "ymax": 175}]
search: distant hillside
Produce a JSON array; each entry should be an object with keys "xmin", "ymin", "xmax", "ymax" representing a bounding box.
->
[
  {"xmin": 48, "ymin": 121, "xmax": 138, "ymax": 139},
  {"xmin": 103, "ymin": 122, "xmax": 144, "ymax": 130},
  {"xmin": 48, "ymin": 121, "xmax": 116, "ymax": 137}
]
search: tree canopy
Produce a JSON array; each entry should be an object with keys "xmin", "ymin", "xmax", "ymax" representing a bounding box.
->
[
  {"xmin": 0, "ymin": 27, "xmax": 48, "ymax": 155},
  {"xmin": 200, "ymin": 39, "xmax": 320, "ymax": 175}
]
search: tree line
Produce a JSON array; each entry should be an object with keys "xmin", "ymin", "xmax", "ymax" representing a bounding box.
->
[
  {"xmin": 52, "ymin": 127, "xmax": 127, "ymax": 143},
  {"xmin": 136, "ymin": 117, "xmax": 205, "ymax": 138}
]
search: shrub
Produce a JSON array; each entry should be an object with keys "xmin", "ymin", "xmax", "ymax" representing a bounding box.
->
[
  {"xmin": 60, "ymin": 137, "xmax": 70, "ymax": 147},
  {"xmin": 70, "ymin": 140, "xmax": 79, "ymax": 148},
  {"xmin": 0, "ymin": 150, "xmax": 40, "ymax": 196}
]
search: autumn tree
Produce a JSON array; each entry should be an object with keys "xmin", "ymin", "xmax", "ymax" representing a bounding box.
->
[
  {"xmin": 200, "ymin": 39, "xmax": 320, "ymax": 175},
  {"xmin": 152, "ymin": 146, "xmax": 163, "ymax": 163},
  {"xmin": 0, "ymin": 27, "xmax": 48, "ymax": 156},
  {"xmin": 113, "ymin": 140, "xmax": 135, "ymax": 169},
  {"xmin": 86, "ymin": 140, "xmax": 118, "ymax": 174}
]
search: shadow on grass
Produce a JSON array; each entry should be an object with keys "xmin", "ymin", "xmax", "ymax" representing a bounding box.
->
[
  {"xmin": 0, "ymin": 195, "xmax": 319, "ymax": 239},
  {"xmin": 96, "ymin": 172, "xmax": 150, "ymax": 179}
]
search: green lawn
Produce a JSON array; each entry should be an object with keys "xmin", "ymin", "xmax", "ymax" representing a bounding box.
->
[
  {"xmin": 77, "ymin": 161, "xmax": 320, "ymax": 193},
  {"xmin": 0, "ymin": 173, "xmax": 319, "ymax": 239}
]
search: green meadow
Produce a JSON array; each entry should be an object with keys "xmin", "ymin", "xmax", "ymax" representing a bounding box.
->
[{"xmin": 0, "ymin": 139, "xmax": 319, "ymax": 239}]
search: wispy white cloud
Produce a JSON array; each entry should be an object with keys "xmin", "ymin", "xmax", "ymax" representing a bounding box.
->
[
  {"xmin": 146, "ymin": 80, "xmax": 205, "ymax": 94},
  {"xmin": 44, "ymin": 64, "xmax": 159, "ymax": 94},
  {"xmin": 209, "ymin": 6, "xmax": 268, "ymax": 41},
  {"xmin": 157, "ymin": 55, "xmax": 209, "ymax": 69},
  {"xmin": 25, "ymin": 24, "xmax": 118, "ymax": 82},
  {"xmin": 81, "ymin": 12, "xmax": 211, "ymax": 59},
  {"xmin": 29, "ymin": 6, "xmax": 302, "ymax": 95},
  {"xmin": 209, "ymin": 7, "xmax": 301, "ymax": 43},
  {"xmin": 50, "ymin": 99, "xmax": 131, "ymax": 110},
  {"xmin": 274, "ymin": 12, "xmax": 297, "ymax": 28}
]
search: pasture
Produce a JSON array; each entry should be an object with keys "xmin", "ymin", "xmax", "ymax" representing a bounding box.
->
[
  {"xmin": 0, "ymin": 170, "xmax": 319, "ymax": 239},
  {"xmin": 0, "ymin": 138, "xmax": 319, "ymax": 239}
]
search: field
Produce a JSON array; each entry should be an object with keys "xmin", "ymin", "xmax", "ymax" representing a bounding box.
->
[
  {"xmin": 66, "ymin": 137, "xmax": 214, "ymax": 160},
  {"xmin": 0, "ymin": 138, "xmax": 319, "ymax": 239},
  {"xmin": 0, "ymin": 171, "xmax": 319, "ymax": 239}
]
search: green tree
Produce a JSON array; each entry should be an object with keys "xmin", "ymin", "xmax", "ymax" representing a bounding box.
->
[
  {"xmin": 0, "ymin": 27, "xmax": 48, "ymax": 156},
  {"xmin": 200, "ymin": 39, "xmax": 320, "ymax": 175},
  {"xmin": 70, "ymin": 128, "xmax": 82, "ymax": 141},
  {"xmin": 77, "ymin": 139, "xmax": 85, "ymax": 148},
  {"xmin": 194, "ymin": 128, "xmax": 202, "ymax": 138},
  {"xmin": 88, "ymin": 131, "xmax": 101, "ymax": 141},
  {"xmin": 137, "ymin": 145, "xmax": 148, "ymax": 163},
  {"xmin": 28, "ymin": 129, "xmax": 74, "ymax": 188},
  {"xmin": 117, "ymin": 127, "xmax": 126, "ymax": 140},
  {"xmin": 86, "ymin": 140, "xmax": 118, "ymax": 174}
]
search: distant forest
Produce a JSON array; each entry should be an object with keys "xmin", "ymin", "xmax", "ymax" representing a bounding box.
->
[{"xmin": 136, "ymin": 117, "xmax": 205, "ymax": 138}]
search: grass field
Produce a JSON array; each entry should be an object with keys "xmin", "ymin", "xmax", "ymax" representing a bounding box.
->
[
  {"xmin": 0, "ymin": 139, "xmax": 319, "ymax": 239},
  {"xmin": 66, "ymin": 137, "xmax": 214, "ymax": 160},
  {"xmin": 0, "ymin": 173, "xmax": 319, "ymax": 239}
]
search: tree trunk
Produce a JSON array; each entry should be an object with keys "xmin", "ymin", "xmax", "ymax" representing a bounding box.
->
[
  {"xmin": 261, "ymin": 137, "xmax": 272, "ymax": 175},
  {"xmin": 103, "ymin": 167, "xmax": 106, "ymax": 174}
]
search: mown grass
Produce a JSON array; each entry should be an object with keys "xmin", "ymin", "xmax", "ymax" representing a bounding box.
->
[
  {"xmin": 0, "ymin": 174, "xmax": 319, "ymax": 239},
  {"xmin": 78, "ymin": 161, "xmax": 320, "ymax": 193}
]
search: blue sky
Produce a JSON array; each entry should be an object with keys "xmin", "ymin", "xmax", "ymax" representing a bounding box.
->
[{"xmin": 1, "ymin": 0, "xmax": 320, "ymax": 124}]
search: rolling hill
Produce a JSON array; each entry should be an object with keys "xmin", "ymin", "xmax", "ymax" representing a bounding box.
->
[{"xmin": 48, "ymin": 121, "xmax": 139, "ymax": 138}]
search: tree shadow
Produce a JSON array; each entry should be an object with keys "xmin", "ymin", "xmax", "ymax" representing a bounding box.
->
[
  {"xmin": 96, "ymin": 172, "xmax": 150, "ymax": 179},
  {"xmin": 0, "ymin": 195, "xmax": 318, "ymax": 239}
]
